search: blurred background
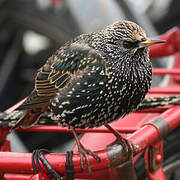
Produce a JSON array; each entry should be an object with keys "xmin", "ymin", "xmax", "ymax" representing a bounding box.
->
[{"xmin": 0, "ymin": 0, "xmax": 179, "ymax": 173}]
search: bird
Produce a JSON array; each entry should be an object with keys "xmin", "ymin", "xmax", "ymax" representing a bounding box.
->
[{"xmin": 12, "ymin": 20, "xmax": 165, "ymax": 172}]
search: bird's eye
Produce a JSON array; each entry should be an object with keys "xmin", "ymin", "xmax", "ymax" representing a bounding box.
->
[{"xmin": 123, "ymin": 41, "xmax": 137, "ymax": 49}]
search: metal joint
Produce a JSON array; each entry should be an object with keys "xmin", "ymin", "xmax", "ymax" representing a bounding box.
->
[
  {"xmin": 106, "ymin": 143, "xmax": 128, "ymax": 167},
  {"xmin": 145, "ymin": 141, "xmax": 163, "ymax": 172},
  {"xmin": 148, "ymin": 116, "xmax": 169, "ymax": 140},
  {"xmin": 106, "ymin": 143, "xmax": 137, "ymax": 180}
]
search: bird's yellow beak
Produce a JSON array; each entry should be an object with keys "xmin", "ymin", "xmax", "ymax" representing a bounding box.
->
[{"xmin": 139, "ymin": 38, "xmax": 166, "ymax": 48}]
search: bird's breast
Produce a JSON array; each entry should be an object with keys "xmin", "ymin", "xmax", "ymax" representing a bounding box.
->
[{"xmin": 105, "ymin": 60, "xmax": 152, "ymax": 113}]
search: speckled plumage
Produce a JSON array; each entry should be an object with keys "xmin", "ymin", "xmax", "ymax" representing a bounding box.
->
[{"xmin": 14, "ymin": 21, "xmax": 153, "ymax": 129}]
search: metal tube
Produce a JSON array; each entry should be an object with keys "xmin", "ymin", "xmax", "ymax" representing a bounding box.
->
[
  {"xmin": 149, "ymin": 88, "xmax": 180, "ymax": 94},
  {"xmin": 159, "ymin": 106, "xmax": 180, "ymax": 131},
  {"xmin": 17, "ymin": 126, "xmax": 137, "ymax": 133},
  {"xmin": 129, "ymin": 106, "xmax": 180, "ymax": 152},
  {"xmin": 4, "ymin": 173, "xmax": 35, "ymax": 180},
  {"xmin": 149, "ymin": 28, "xmax": 180, "ymax": 58},
  {"xmin": 0, "ymin": 151, "xmax": 109, "ymax": 178},
  {"xmin": 0, "ymin": 107, "xmax": 179, "ymax": 177},
  {"xmin": 153, "ymin": 68, "xmax": 180, "ymax": 75}
]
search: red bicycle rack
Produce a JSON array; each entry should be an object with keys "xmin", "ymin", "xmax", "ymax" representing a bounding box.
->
[{"xmin": 0, "ymin": 27, "xmax": 180, "ymax": 180}]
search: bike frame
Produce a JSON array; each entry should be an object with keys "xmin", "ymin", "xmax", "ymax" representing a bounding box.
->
[{"xmin": 0, "ymin": 28, "xmax": 180, "ymax": 180}]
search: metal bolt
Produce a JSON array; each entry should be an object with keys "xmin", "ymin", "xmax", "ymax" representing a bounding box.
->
[{"xmin": 155, "ymin": 153, "xmax": 162, "ymax": 164}]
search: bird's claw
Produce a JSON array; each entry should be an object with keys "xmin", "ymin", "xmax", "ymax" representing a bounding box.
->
[
  {"xmin": 108, "ymin": 134, "xmax": 135, "ymax": 160},
  {"xmin": 105, "ymin": 124, "xmax": 135, "ymax": 160},
  {"xmin": 78, "ymin": 145, "xmax": 101, "ymax": 174}
]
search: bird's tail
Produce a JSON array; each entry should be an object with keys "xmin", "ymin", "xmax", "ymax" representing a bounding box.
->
[
  {"xmin": 139, "ymin": 95, "xmax": 180, "ymax": 110},
  {"xmin": 11, "ymin": 109, "xmax": 42, "ymax": 130}
]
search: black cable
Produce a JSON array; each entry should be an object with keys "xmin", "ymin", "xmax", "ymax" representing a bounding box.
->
[
  {"xmin": 65, "ymin": 151, "xmax": 74, "ymax": 180},
  {"xmin": 31, "ymin": 149, "xmax": 63, "ymax": 179},
  {"xmin": 32, "ymin": 150, "xmax": 38, "ymax": 173}
]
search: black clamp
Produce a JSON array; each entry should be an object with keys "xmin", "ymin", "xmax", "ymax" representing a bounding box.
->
[
  {"xmin": 148, "ymin": 116, "xmax": 169, "ymax": 140},
  {"xmin": 65, "ymin": 151, "xmax": 74, "ymax": 180}
]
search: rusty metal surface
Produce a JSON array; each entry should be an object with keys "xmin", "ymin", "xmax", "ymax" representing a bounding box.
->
[
  {"xmin": 148, "ymin": 142, "xmax": 163, "ymax": 172},
  {"xmin": 106, "ymin": 143, "xmax": 129, "ymax": 167},
  {"xmin": 111, "ymin": 160, "xmax": 137, "ymax": 180},
  {"xmin": 106, "ymin": 139, "xmax": 138, "ymax": 180},
  {"xmin": 144, "ymin": 141, "xmax": 166, "ymax": 179}
]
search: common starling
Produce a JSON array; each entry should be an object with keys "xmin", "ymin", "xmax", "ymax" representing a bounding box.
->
[{"xmin": 12, "ymin": 21, "xmax": 165, "ymax": 171}]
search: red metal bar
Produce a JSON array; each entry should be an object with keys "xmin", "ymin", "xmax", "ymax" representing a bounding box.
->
[
  {"xmin": 146, "ymin": 167, "xmax": 167, "ymax": 180},
  {"xmin": 153, "ymin": 68, "xmax": 180, "ymax": 75},
  {"xmin": 0, "ymin": 151, "xmax": 110, "ymax": 178},
  {"xmin": 169, "ymin": 52, "xmax": 180, "ymax": 85},
  {"xmin": 4, "ymin": 174, "xmax": 41, "ymax": 180},
  {"xmin": 130, "ymin": 106, "xmax": 180, "ymax": 152},
  {"xmin": 149, "ymin": 88, "xmax": 180, "ymax": 94},
  {"xmin": 17, "ymin": 126, "xmax": 137, "ymax": 133},
  {"xmin": 137, "ymin": 107, "xmax": 168, "ymax": 113},
  {"xmin": 158, "ymin": 106, "xmax": 180, "ymax": 131},
  {"xmin": 0, "ymin": 106, "xmax": 179, "ymax": 178},
  {"xmin": 149, "ymin": 27, "xmax": 180, "ymax": 58},
  {"xmin": 51, "ymin": 0, "xmax": 61, "ymax": 5}
]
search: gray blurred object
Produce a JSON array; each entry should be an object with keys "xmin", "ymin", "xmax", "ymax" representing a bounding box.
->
[
  {"xmin": 66, "ymin": 0, "xmax": 159, "ymax": 39},
  {"xmin": 147, "ymin": 0, "xmax": 171, "ymax": 22},
  {"xmin": 118, "ymin": 0, "xmax": 157, "ymax": 36},
  {"xmin": 7, "ymin": 131, "xmax": 28, "ymax": 152},
  {"xmin": 65, "ymin": 0, "xmax": 126, "ymax": 33},
  {"xmin": 0, "ymin": 0, "xmax": 81, "ymax": 152},
  {"xmin": 66, "ymin": 0, "xmax": 170, "ymax": 87}
]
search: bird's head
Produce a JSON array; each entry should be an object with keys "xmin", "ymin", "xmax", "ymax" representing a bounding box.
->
[{"xmin": 102, "ymin": 20, "xmax": 165, "ymax": 56}]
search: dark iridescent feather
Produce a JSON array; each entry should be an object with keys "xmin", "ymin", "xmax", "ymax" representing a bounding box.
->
[{"xmin": 14, "ymin": 21, "xmax": 154, "ymax": 129}]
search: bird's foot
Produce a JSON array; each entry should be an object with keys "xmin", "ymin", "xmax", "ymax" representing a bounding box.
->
[
  {"xmin": 110, "ymin": 134, "xmax": 134, "ymax": 159},
  {"xmin": 72, "ymin": 129, "xmax": 101, "ymax": 173},
  {"xmin": 105, "ymin": 124, "xmax": 135, "ymax": 160},
  {"xmin": 77, "ymin": 143, "xmax": 101, "ymax": 174}
]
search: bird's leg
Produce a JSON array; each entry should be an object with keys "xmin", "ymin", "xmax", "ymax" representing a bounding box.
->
[
  {"xmin": 72, "ymin": 129, "xmax": 101, "ymax": 173},
  {"xmin": 105, "ymin": 124, "xmax": 134, "ymax": 159}
]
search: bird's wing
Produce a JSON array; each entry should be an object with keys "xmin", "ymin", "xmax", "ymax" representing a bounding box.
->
[
  {"xmin": 18, "ymin": 43, "xmax": 107, "ymax": 110},
  {"xmin": 50, "ymin": 64, "xmax": 110, "ymax": 128}
]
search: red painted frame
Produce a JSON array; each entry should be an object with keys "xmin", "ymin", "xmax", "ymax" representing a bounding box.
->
[{"xmin": 0, "ymin": 28, "xmax": 180, "ymax": 180}]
